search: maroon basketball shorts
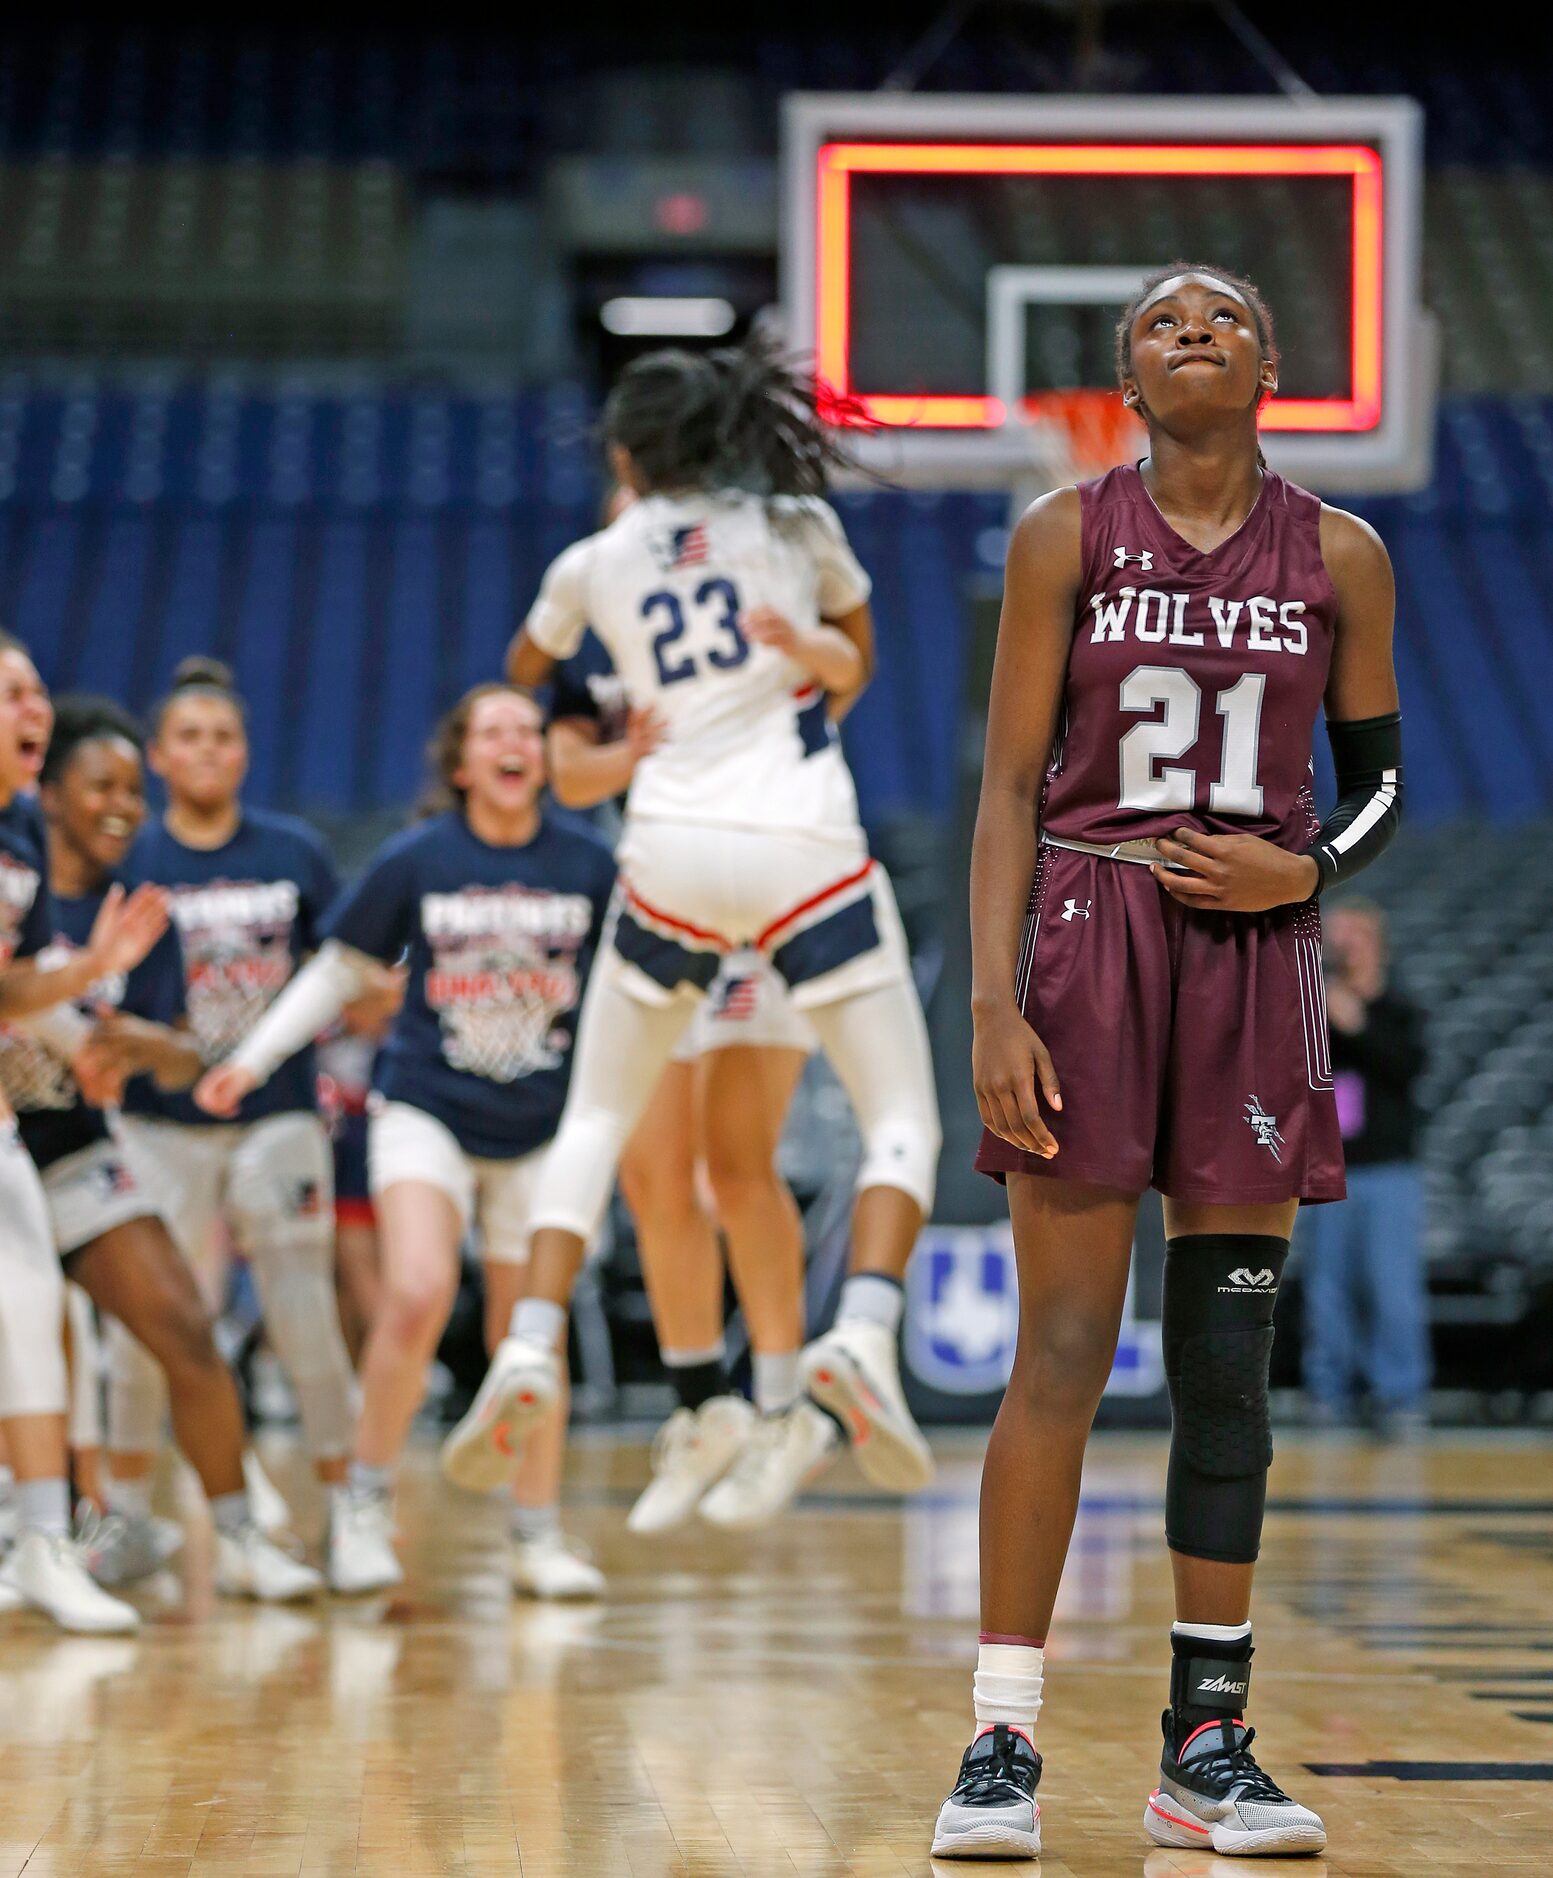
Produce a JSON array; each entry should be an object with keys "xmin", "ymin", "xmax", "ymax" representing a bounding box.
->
[{"xmin": 975, "ymin": 844, "xmax": 1346, "ymax": 1205}]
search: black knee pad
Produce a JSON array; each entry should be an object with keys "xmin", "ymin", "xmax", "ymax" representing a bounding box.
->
[{"xmin": 1162, "ymin": 1234, "xmax": 1288, "ymax": 1563}]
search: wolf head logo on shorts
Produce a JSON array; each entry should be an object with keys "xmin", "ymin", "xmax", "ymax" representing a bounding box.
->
[{"xmin": 1244, "ymin": 1094, "xmax": 1284, "ymax": 1164}]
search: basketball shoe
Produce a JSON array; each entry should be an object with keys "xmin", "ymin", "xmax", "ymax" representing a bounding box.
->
[
  {"xmin": 328, "ymin": 1484, "xmax": 403, "ymax": 1595},
  {"xmin": 0, "ymin": 1528, "xmax": 140, "ymax": 1633},
  {"xmin": 215, "ymin": 1523, "xmax": 324, "ymax": 1603},
  {"xmin": 699, "ymin": 1401, "xmax": 840, "ymax": 1528},
  {"xmin": 510, "ymin": 1528, "xmax": 605, "ymax": 1600},
  {"xmin": 799, "ymin": 1318, "xmax": 934, "ymax": 1491},
  {"xmin": 439, "ymin": 1337, "xmax": 558, "ymax": 1493},
  {"xmin": 1145, "ymin": 1711, "xmax": 1327, "ymax": 1854},
  {"xmin": 931, "ymin": 1724, "xmax": 1042, "ymax": 1859},
  {"xmin": 628, "ymin": 1397, "xmax": 755, "ymax": 1534}
]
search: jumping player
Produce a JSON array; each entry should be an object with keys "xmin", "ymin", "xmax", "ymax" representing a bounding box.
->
[
  {"xmin": 2, "ymin": 694, "xmax": 322, "ymax": 1602},
  {"xmin": 931, "ymin": 267, "xmax": 1402, "ymax": 1859},
  {"xmin": 112, "ymin": 659, "xmax": 357, "ymax": 1568},
  {"xmin": 546, "ymin": 614, "xmax": 833, "ymax": 1530},
  {"xmin": 446, "ymin": 338, "xmax": 941, "ymax": 1501},
  {"xmin": 195, "ymin": 685, "xmax": 615, "ymax": 1599}
]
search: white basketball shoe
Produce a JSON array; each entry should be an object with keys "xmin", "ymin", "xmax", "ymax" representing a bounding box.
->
[
  {"xmin": 627, "ymin": 1397, "xmax": 756, "ymax": 1534},
  {"xmin": 439, "ymin": 1338, "xmax": 559, "ymax": 1494},
  {"xmin": 799, "ymin": 1318, "xmax": 935, "ymax": 1491},
  {"xmin": 699, "ymin": 1401, "xmax": 841, "ymax": 1529}
]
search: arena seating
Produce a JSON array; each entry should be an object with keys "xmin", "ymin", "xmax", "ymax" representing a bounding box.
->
[{"xmin": 1, "ymin": 378, "xmax": 1549, "ymax": 826}]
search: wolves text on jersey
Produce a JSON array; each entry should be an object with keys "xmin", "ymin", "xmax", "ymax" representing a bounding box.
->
[
  {"xmin": 1088, "ymin": 588, "xmax": 1308, "ymax": 657},
  {"xmin": 420, "ymin": 884, "xmax": 592, "ymax": 1084}
]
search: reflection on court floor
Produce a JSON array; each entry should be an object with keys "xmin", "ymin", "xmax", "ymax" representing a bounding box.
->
[{"xmin": 0, "ymin": 1431, "xmax": 1546, "ymax": 1875}]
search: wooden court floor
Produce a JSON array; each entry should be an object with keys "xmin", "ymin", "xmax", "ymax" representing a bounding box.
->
[{"xmin": 0, "ymin": 1430, "xmax": 1550, "ymax": 1876}]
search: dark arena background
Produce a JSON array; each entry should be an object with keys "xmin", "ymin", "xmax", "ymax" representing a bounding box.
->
[{"xmin": 0, "ymin": 5, "xmax": 1548, "ymax": 1874}]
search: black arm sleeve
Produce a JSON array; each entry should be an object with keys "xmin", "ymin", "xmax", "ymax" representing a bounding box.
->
[{"xmin": 1302, "ymin": 711, "xmax": 1403, "ymax": 893}]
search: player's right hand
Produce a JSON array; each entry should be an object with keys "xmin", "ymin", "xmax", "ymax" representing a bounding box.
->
[
  {"xmin": 624, "ymin": 706, "xmax": 668, "ymax": 761},
  {"xmin": 193, "ymin": 1061, "xmax": 259, "ymax": 1118},
  {"xmin": 972, "ymin": 1002, "xmax": 1062, "ymax": 1157}
]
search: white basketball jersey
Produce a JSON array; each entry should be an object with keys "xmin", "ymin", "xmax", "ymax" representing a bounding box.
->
[{"xmin": 526, "ymin": 491, "xmax": 870, "ymax": 834}]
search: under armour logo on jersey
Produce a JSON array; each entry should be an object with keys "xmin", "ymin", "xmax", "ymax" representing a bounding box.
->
[
  {"xmin": 1113, "ymin": 546, "xmax": 1153, "ymax": 570},
  {"xmin": 1244, "ymin": 1095, "xmax": 1284, "ymax": 1163},
  {"xmin": 1061, "ymin": 898, "xmax": 1091, "ymax": 922}
]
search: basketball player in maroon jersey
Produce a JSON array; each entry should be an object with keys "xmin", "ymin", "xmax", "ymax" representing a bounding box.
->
[{"xmin": 932, "ymin": 267, "xmax": 1402, "ymax": 1860}]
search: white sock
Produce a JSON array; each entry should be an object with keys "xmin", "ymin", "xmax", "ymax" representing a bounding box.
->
[
  {"xmin": 836, "ymin": 1274, "xmax": 904, "ymax": 1336},
  {"xmin": 211, "ymin": 1491, "xmax": 249, "ymax": 1538},
  {"xmin": 17, "ymin": 1477, "xmax": 71, "ymax": 1538},
  {"xmin": 510, "ymin": 1297, "xmax": 566, "ymax": 1351},
  {"xmin": 510, "ymin": 1502, "xmax": 559, "ymax": 1543},
  {"xmin": 348, "ymin": 1460, "xmax": 392, "ymax": 1500},
  {"xmin": 753, "ymin": 1350, "xmax": 800, "ymax": 1416},
  {"xmin": 973, "ymin": 1642, "xmax": 1044, "ymax": 1738},
  {"xmin": 1172, "ymin": 1620, "xmax": 1253, "ymax": 1643},
  {"xmin": 106, "ymin": 1475, "xmax": 153, "ymax": 1521}
]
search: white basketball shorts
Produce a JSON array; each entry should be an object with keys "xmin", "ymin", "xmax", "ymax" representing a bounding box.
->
[
  {"xmin": 367, "ymin": 1099, "xmax": 545, "ymax": 1266},
  {"xmin": 610, "ymin": 819, "xmax": 910, "ymax": 1012}
]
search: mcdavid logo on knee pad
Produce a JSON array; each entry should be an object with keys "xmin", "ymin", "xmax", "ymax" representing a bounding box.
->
[{"xmin": 1218, "ymin": 1268, "xmax": 1278, "ymax": 1294}]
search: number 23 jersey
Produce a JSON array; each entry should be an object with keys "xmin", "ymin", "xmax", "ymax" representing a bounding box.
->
[
  {"xmin": 1041, "ymin": 465, "xmax": 1335, "ymax": 851},
  {"xmin": 526, "ymin": 491, "xmax": 871, "ymax": 836}
]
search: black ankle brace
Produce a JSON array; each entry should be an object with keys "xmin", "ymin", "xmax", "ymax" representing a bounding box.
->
[{"xmin": 1169, "ymin": 1629, "xmax": 1253, "ymax": 1747}]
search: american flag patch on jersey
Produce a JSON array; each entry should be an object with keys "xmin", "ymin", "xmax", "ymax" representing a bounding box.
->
[
  {"xmin": 653, "ymin": 522, "xmax": 709, "ymax": 570},
  {"xmin": 712, "ymin": 974, "xmax": 760, "ymax": 1023}
]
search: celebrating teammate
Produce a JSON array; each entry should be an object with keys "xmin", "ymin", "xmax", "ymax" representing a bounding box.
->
[
  {"xmin": 0, "ymin": 637, "xmax": 167, "ymax": 1631},
  {"xmin": 932, "ymin": 267, "xmax": 1402, "ymax": 1859},
  {"xmin": 445, "ymin": 337, "xmax": 942, "ymax": 1502},
  {"xmin": 111, "ymin": 659, "xmax": 358, "ymax": 1569},
  {"xmin": 547, "ymin": 588, "xmax": 845, "ymax": 1530},
  {"xmin": 195, "ymin": 685, "xmax": 615, "ymax": 1599},
  {"xmin": 2, "ymin": 693, "xmax": 322, "ymax": 1601}
]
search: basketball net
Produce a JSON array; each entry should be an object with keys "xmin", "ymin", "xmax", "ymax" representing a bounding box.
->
[{"xmin": 1020, "ymin": 389, "xmax": 1147, "ymax": 488}]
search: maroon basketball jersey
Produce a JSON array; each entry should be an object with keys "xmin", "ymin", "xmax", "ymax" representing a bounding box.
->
[{"xmin": 1040, "ymin": 465, "xmax": 1335, "ymax": 850}]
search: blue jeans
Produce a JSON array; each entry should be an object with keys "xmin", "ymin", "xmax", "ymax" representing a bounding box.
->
[{"xmin": 1299, "ymin": 1163, "xmax": 1432, "ymax": 1412}]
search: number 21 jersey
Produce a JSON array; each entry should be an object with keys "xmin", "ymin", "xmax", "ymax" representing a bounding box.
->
[
  {"xmin": 527, "ymin": 491, "xmax": 870, "ymax": 836},
  {"xmin": 1041, "ymin": 465, "xmax": 1335, "ymax": 851}
]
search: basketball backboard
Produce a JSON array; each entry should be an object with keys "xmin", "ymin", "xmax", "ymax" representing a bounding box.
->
[{"xmin": 782, "ymin": 93, "xmax": 1434, "ymax": 493}]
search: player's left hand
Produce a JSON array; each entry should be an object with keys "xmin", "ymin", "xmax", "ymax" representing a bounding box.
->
[{"xmin": 1153, "ymin": 828, "xmax": 1320, "ymax": 913}]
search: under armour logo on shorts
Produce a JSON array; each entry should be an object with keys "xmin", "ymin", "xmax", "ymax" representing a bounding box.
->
[
  {"xmin": 1113, "ymin": 546, "xmax": 1153, "ymax": 570},
  {"xmin": 1061, "ymin": 898, "xmax": 1091, "ymax": 922}
]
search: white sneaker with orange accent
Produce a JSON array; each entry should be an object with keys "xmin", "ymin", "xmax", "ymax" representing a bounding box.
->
[
  {"xmin": 438, "ymin": 1337, "xmax": 559, "ymax": 1494},
  {"xmin": 799, "ymin": 1318, "xmax": 934, "ymax": 1492}
]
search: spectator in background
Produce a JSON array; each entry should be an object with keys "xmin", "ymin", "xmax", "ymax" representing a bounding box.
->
[{"xmin": 1302, "ymin": 899, "xmax": 1432, "ymax": 1438}]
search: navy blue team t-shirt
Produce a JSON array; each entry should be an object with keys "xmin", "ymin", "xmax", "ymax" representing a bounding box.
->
[
  {"xmin": 122, "ymin": 809, "xmax": 338, "ymax": 1126},
  {"xmin": 11, "ymin": 881, "xmax": 187, "ymax": 1170},
  {"xmin": 0, "ymin": 793, "xmax": 52, "ymax": 971},
  {"xmin": 323, "ymin": 807, "xmax": 615, "ymax": 1160}
]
